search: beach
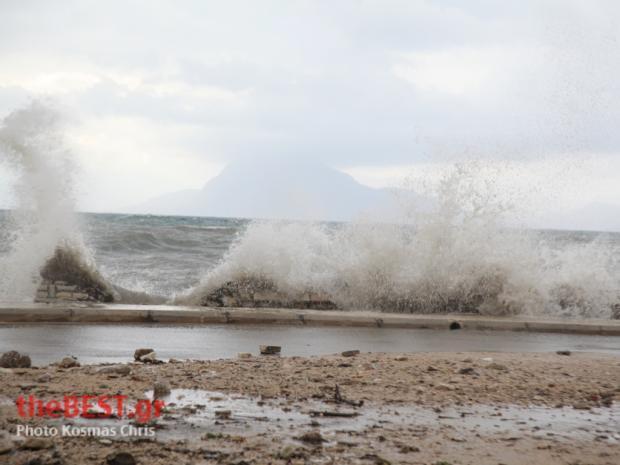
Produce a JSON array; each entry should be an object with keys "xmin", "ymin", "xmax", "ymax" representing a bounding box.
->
[{"xmin": 1, "ymin": 350, "xmax": 618, "ymax": 465}]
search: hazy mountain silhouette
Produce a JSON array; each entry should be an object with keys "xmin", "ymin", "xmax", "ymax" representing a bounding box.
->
[{"xmin": 132, "ymin": 159, "xmax": 400, "ymax": 221}]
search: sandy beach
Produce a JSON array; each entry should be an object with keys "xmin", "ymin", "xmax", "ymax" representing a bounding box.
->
[{"xmin": 1, "ymin": 350, "xmax": 618, "ymax": 465}]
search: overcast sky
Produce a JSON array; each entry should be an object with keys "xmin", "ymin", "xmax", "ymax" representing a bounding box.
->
[{"xmin": 0, "ymin": 0, "xmax": 619, "ymax": 225}]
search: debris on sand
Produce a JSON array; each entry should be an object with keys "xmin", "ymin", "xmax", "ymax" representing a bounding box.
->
[
  {"xmin": 57, "ymin": 356, "xmax": 80, "ymax": 368},
  {"xmin": 486, "ymin": 362, "xmax": 509, "ymax": 371},
  {"xmin": 309, "ymin": 410, "xmax": 359, "ymax": 418},
  {"xmin": 259, "ymin": 345, "xmax": 281, "ymax": 355},
  {"xmin": 215, "ymin": 409, "xmax": 231, "ymax": 420},
  {"xmin": 153, "ymin": 380, "xmax": 171, "ymax": 399},
  {"xmin": 134, "ymin": 348, "xmax": 163, "ymax": 364},
  {"xmin": 332, "ymin": 384, "xmax": 364, "ymax": 407},
  {"xmin": 97, "ymin": 364, "xmax": 131, "ymax": 376},
  {"xmin": 134, "ymin": 348, "xmax": 155, "ymax": 361},
  {"xmin": 106, "ymin": 452, "xmax": 136, "ymax": 465},
  {"xmin": 297, "ymin": 431, "xmax": 326, "ymax": 445}
]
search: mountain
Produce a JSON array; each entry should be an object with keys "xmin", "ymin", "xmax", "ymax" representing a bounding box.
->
[{"xmin": 132, "ymin": 159, "xmax": 400, "ymax": 221}]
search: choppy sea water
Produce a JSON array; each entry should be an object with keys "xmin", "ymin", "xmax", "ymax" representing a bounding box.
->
[{"xmin": 81, "ymin": 213, "xmax": 249, "ymax": 297}]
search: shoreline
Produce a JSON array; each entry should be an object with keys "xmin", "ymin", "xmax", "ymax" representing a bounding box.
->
[
  {"xmin": 1, "ymin": 303, "xmax": 620, "ymax": 335},
  {"xmin": 0, "ymin": 351, "xmax": 618, "ymax": 464}
]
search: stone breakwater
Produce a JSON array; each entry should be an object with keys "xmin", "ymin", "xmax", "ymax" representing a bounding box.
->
[
  {"xmin": 35, "ymin": 280, "xmax": 95, "ymax": 303},
  {"xmin": 197, "ymin": 279, "xmax": 338, "ymax": 310},
  {"xmin": 38, "ymin": 246, "xmax": 115, "ymax": 303}
]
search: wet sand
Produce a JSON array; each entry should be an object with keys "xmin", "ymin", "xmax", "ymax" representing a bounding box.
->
[{"xmin": 0, "ymin": 351, "xmax": 619, "ymax": 464}]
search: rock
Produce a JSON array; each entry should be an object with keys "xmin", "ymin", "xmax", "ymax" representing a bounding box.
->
[
  {"xmin": 134, "ymin": 348, "xmax": 155, "ymax": 361},
  {"xmin": 197, "ymin": 278, "xmax": 338, "ymax": 309},
  {"xmin": 58, "ymin": 356, "xmax": 80, "ymax": 368},
  {"xmin": 341, "ymin": 350, "xmax": 360, "ymax": 357},
  {"xmin": 556, "ymin": 350, "xmax": 572, "ymax": 356},
  {"xmin": 237, "ymin": 352, "xmax": 252, "ymax": 359},
  {"xmin": 427, "ymin": 365, "xmax": 439, "ymax": 372},
  {"xmin": 97, "ymin": 365, "xmax": 131, "ymax": 376},
  {"xmin": 361, "ymin": 454, "xmax": 392, "ymax": 465},
  {"xmin": 457, "ymin": 367, "xmax": 476, "ymax": 375},
  {"xmin": 297, "ymin": 431, "xmax": 325, "ymax": 444},
  {"xmin": 259, "ymin": 345, "xmax": 281, "ymax": 355},
  {"xmin": 0, "ymin": 351, "xmax": 31, "ymax": 368},
  {"xmin": 435, "ymin": 383, "xmax": 455, "ymax": 391},
  {"xmin": 99, "ymin": 439, "xmax": 113, "ymax": 446},
  {"xmin": 153, "ymin": 381, "xmax": 171, "ymax": 399},
  {"xmin": 0, "ymin": 438, "xmax": 13, "ymax": 454},
  {"xmin": 139, "ymin": 352, "xmax": 162, "ymax": 364},
  {"xmin": 215, "ymin": 410, "xmax": 231, "ymax": 419},
  {"xmin": 21, "ymin": 437, "xmax": 53, "ymax": 450},
  {"xmin": 37, "ymin": 373, "xmax": 52, "ymax": 383},
  {"xmin": 487, "ymin": 362, "xmax": 509, "ymax": 371},
  {"xmin": 449, "ymin": 321, "xmax": 462, "ymax": 330},
  {"xmin": 572, "ymin": 402, "xmax": 591, "ymax": 410},
  {"xmin": 398, "ymin": 445, "xmax": 420, "ymax": 453},
  {"xmin": 39, "ymin": 246, "xmax": 115, "ymax": 303},
  {"xmin": 106, "ymin": 452, "xmax": 136, "ymax": 465},
  {"xmin": 275, "ymin": 445, "xmax": 308, "ymax": 460}
]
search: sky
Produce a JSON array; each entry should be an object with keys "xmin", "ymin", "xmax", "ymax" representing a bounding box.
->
[{"xmin": 0, "ymin": 0, "xmax": 619, "ymax": 228}]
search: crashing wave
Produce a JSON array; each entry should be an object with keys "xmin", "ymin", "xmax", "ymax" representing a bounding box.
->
[{"xmin": 183, "ymin": 165, "xmax": 620, "ymax": 319}]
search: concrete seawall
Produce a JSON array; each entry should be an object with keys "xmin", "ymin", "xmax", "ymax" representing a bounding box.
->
[{"xmin": 0, "ymin": 303, "xmax": 619, "ymax": 335}]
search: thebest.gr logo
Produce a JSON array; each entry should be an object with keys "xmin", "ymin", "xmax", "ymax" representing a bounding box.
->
[{"xmin": 16, "ymin": 395, "xmax": 165, "ymax": 423}]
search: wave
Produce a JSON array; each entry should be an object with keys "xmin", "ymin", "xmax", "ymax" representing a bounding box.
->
[
  {"xmin": 0, "ymin": 101, "xmax": 87, "ymax": 301},
  {"xmin": 183, "ymin": 166, "xmax": 620, "ymax": 319}
]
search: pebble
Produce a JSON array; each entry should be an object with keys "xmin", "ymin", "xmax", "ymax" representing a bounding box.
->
[
  {"xmin": 21, "ymin": 437, "xmax": 53, "ymax": 450},
  {"xmin": 298, "ymin": 431, "xmax": 325, "ymax": 444},
  {"xmin": 215, "ymin": 410, "xmax": 231, "ymax": 419},
  {"xmin": 458, "ymin": 367, "xmax": 477, "ymax": 375},
  {"xmin": 259, "ymin": 345, "xmax": 281, "ymax": 355},
  {"xmin": 341, "ymin": 350, "xmax": 361, "ymax": 357},
  {"xmin": 106, "ymin": 452, "xmax": 136, "ymax": 465},
  {"xmin": 153, "ymin": 380, "xmax": 171, "ymax": 399},
  {"xmin": 140, "ymin": 351, "xmax": 162, "ymax": 364},
  {"xmin": 37, "ymin": 373, "xmax": 52, "ymax": 383},
  {"xmin": 58, "ymin": 356, "xmax": 80, "ymax": 369},
  {"xmin": 0, "ymin": 438, "xmax": 13, "ymax": 455},
  {"xmin": 487, "ymin": 362, "xmax": 509, "ymax": 371},
  {"xmin": 572, "ymin": 402, "xmax": 591, "ymax": 410},
  {"xmin": 133, "ymin": 348, "xmax": 155, "ymax": 361},
  {"xmin": 276, "ymin": 445, "xmax": 308, "ymax": 460},
  {"xmin": 97, "ymin": 365, "xmax": 131, "ymax": 376}
]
